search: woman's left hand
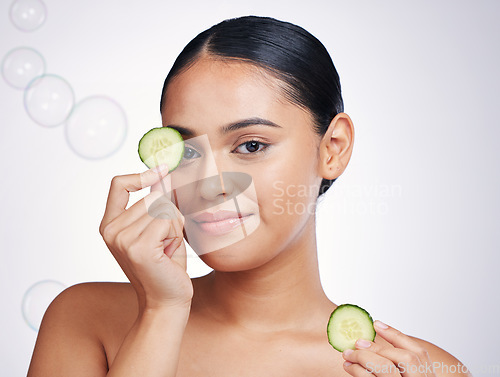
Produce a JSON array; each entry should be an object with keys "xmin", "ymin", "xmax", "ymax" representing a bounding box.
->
[{"xmin": 342, "ymin": 320, "xmax": 437, "ymax": 377}]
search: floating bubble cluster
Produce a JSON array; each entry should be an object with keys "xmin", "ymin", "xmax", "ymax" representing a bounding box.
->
[
  {"xmin": 1, "ymin": 47, "xmax": 46, "ymax": 89},
  {"xmin": 5, "ymin": 0, "xmax": 128, "ymax": 331},
  {"xmin": 9, "ymin": 0, "xmax": 47, "ymax": 32},
  {"xmin": 65, "ymin": 96, "xmax": 127, "ymax": 159},
  {"xmin": 22, "ymin": 280, "xmax": 66, "ymax": 331},
  {"xmin": 24, "ymin": 74, "xmax": 75, "ymax": 127}
]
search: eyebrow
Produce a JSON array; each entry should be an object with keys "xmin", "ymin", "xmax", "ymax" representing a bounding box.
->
[{"xmin": 166, "ymin": 117, "xmax": 282, "ymax": 137}]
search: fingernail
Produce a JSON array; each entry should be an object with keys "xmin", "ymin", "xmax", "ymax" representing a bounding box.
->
[
  {"xmin": 152, "ymin": 164, "xmax": 169, "ymax": 173},
  {"xmin": 356, "ymin": 339, "xmax": 371, "ymax": 348},
  {"xmin": 344, "ymin": 361, "xmax": 352, "ymax": 367},
  {"xmin": 343, "ymin": 349, "xmax": 354, "ymax": 358},
  {"xmin": 374, "ymin": 320, "xmax": 389, "ymax": 330}
]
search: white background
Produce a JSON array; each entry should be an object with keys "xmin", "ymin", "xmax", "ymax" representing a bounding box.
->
[{"xmin": 1, "ymin": 0, "xmax": 499, "ymax": 376}]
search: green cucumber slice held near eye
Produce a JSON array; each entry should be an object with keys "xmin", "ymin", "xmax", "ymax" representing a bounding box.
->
[
  {"xmin": 327, "ymin": 304, "xmax": 376, "ymax": 352},
  {"xmin": 138, "ymin": 127, "xmax": 185, "ymax": 172}
]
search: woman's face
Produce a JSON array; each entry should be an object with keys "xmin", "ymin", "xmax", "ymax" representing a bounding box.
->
[{"xmin": 154, "ymin": 56, "xmax": 326, "ymax": 271}]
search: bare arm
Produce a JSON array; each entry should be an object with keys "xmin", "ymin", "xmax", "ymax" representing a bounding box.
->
[
  {"xmin": 28, "ymin": 166, "xmax": 193, "ymax": 376},
  {"xmin": 27, "ymin": 284, "xmax": 190, "ymax": 377},
  {"xmin": 107, "ymin": 305, "xmax": 190, "ymax": 377},
  {"xmin": 99, "ymin": 166, "xmax": 193, "ymax": 376},
  {"xmin": 27, "ymin": 284, "xmax": 107, "ymax": 377}
]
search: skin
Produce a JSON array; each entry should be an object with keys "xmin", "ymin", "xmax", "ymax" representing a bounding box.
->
[{"xmin": 26, "ymin": 55, "xmax": 472, "ymax": 377}]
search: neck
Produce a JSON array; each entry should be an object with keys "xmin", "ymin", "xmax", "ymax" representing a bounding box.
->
[{"xmin": 199, "ymin": 216, "xmax": 333, "ymax": 333}]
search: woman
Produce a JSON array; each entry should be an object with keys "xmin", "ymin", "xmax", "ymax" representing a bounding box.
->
[{"xmin": 27, "ymin": 15, "xmax": 471, "ymax": 377}]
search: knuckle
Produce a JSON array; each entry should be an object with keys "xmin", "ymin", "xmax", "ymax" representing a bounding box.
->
[
  {"xmin": 114, "ymin": 230, "xmax": 131, "ymax": 250},
  {"xmin": 416, "ymin": 347, "xmax": 429, "ymax": 360},
  {"xmin": 127, "ymin": 241, "xmax": 144, "ymax": 263},
  {"xmin": 101, "ymin": 223, "xmax": 116, "ymax": 241},
  {"xmin": 402, "ymin": 351, "xmax": 419, "ymax": 364},
  {"xmin": 393, "ymin": 328, "xmax": 404, "ymax": 338},
  {"xmin": 380, "ymin": 360, "xmax": 395, "ymax": 372},
  {"xmin": 110, "ymin": 175, "xmax": 122, "ymax": 185},
  {"xmin": 98, "ymin": 222, "xmax": 105, "ymax": 236},
  {"xmin": 110, "ymin": 175, "xmax": 125, "ymax": 191},
  {"xmin": 127, "ymin": 241, "xmax": 138, "ymax": 257},
  {"xmin": 393, "ymin": 329, "xmax": 407, "ymax": 343},
  {"xmin": 109, "ymin": 176, "xmax": 119, "ymax": 189}
]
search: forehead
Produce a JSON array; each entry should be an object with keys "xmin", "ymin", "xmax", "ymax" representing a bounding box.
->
[{"xmin": 160, "ymin": 57, "xmax": 309, "ymax": 128}]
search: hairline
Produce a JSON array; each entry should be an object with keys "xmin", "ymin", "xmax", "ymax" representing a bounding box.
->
[{"xmin": 160, "ymin": 51, "xmax": 317, "ymax": 129}]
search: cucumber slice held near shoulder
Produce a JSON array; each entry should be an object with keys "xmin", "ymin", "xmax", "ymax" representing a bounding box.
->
[
  {"xmin": 327, "ymin": 303, "xmax": 376, "ymax": 352},
  {"xmin": 138, "ymin": 127, "xmax": 185, "ymax": 172}
]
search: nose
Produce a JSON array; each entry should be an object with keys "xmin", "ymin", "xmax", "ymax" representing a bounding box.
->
[{"xmin": 199, "ymin": 172, "xmax": 235, "ymax": 201}]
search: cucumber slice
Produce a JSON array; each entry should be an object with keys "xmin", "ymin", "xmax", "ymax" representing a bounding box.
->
[
  {"xmin": 138, "ymin": 127, "xmax": 185, "ymax": 172},
  {"xmin": 327, "ymin": 304, "xmax": 376, "ymax": 352}
]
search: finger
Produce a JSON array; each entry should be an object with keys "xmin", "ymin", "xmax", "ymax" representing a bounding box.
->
[
  {"xmin": 100, "ymin": 164, "xmax": 170, "ymax": 232},
  {"xmin": 355, "ymin": 339, "xmax": 427, "ymax": 377},
  {"xmin": 110, "ymin": 211, "xmax": 182, "ymax": 284},
  {"xmin": 343, "ymin": 349, "xmax": 400, "ymax": 377},
  {"xmin": 165, "ymin": 216, "xmax": 183, "ymax": 255},
  {"xmin": 164, "ymin": 210, "xmax": 187, "ymax": 269},
  {"xmin": 150, "ymin": 171, "xmax": 173, "ymax": 198},
  {"xmin": 113, "ymin": 208, "xmax": 165, "ymax": 250},
  {"xmin": 149, "ymin": 175, "xmax": 185, "ymax": 227},
  {"xmin": 142, "ymin": 193, "xmax": 185, "ymax": 256},
  {"xmin": 161, "ymin": 222, "xmax": 184, "ymax": 260},
  {"xmin": 169, "ymin": 240, "xmax": 187, "ymax": 271},
  {"xmin": 159, "ymin": 220, "xmax": 186, "ymax": 269},
  {"xmin": 344, "ymin": 361, "xmax": 375, "ymax": 377},
  {"xmin": 139, "ymin": 212, "xmax": 180, "ymax": 252},
  {"xmin": 373, "ymin": 321, "xmax": 432, "ymax": 365},
  {"xmin": 119, "ymin": 183, "xmax": 184, "ymax": 232},
  {"xmin": 164, "ymin": 231, "xmax": 185, "ymax": 262},
  {"xmin": 106, "ymin": 190, "xmax": 165, "ymax": 236},
  {"xmin": 138, "ymin": 216, "xmax": 186, "ymax": 269},
  {"xmin": 146, "ymin": 193, "xmax": 185, "ymax": 224},
  {"xmin": 147, "ymin": 194, "xmax": 186, "ymax": 244}
]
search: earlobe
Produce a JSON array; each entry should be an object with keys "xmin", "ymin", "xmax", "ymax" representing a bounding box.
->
[{"xmin": 318, "ymin": 112, "xmax": 355, "ymax": 180}]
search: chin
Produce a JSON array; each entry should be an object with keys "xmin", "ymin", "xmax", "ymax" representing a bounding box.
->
[
  {"xmin": 194, "ymin": 230, "xmax": 274, "ymax": 272},
  {"xmin": 198, "ymin": 246, "xmax": 268, "ymax": 272}
]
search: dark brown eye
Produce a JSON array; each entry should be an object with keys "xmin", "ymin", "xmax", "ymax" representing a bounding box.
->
[
  {"xmin": 235, "ymin": 140, "xmax": 268, "ymax": 154},
  {"xmin": 245, "ymin": 141, "xmax": 260, "ymax": 152}
]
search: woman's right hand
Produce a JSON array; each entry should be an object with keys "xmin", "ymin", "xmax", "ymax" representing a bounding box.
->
[{"xmin": 99, "ymin": 164, "xmax": 193, "ymax": 312}]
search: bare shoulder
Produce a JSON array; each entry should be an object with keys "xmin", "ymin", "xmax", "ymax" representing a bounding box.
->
[
  {"xmin": 58, "ymin": 281, "xmax": 138, "ymax": 311},
  {"xmin": 45, "ymin": 282, "xmax": 138, "ymax": 332},
  {"xmin": 408, "ymin": 335, "xmax": 473, "ymax": 377},
  {"xmin": 27, "ymin": 282, "xmax": 137, "ymax": 377},
  {"xmin": 57, "ymin": 280, "xmax": 136, "ymax": 300}
]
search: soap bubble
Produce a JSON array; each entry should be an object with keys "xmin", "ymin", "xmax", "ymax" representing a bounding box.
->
[
  {"xmin": 22, "ymin": 280, "xmax": 66, "ymax": 331},
  {"xmin": 24, "ymin": 74, "xmax": 75, "ymax": 127},
  {"xmin": 65, "ymin": 96, "xmax": 127, "ymax": 159},
  {"xmin": 10, "ymin": 0, "xmax": 47, "ymax": 32},
  {"xmin": 1, "ymin": 47, "xmax": 46, "ymax": 89}
]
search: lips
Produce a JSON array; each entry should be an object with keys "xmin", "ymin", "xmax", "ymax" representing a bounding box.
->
[
  {"xmin": 191, "ymin": 210, "xmax": 253, "ymax": 236},
  {"xmin": 192, "ymin": 210, "xmax": 251, "ymax": 223}
]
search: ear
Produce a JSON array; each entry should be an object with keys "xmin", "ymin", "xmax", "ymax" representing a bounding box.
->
[{"xmin": 318, "ymin": 112, "xmax": 355, "ymax": 180}]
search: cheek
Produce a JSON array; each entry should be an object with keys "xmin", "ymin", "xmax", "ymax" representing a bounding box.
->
[{"xmin": 251, "ymin": 150, "xmax": 318, "ymax": 220}]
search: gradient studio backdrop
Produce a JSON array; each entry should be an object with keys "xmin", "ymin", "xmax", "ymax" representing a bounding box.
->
[{"xmin": 1, "ymin": 0, "xmax": 499, "ymax": 376}]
